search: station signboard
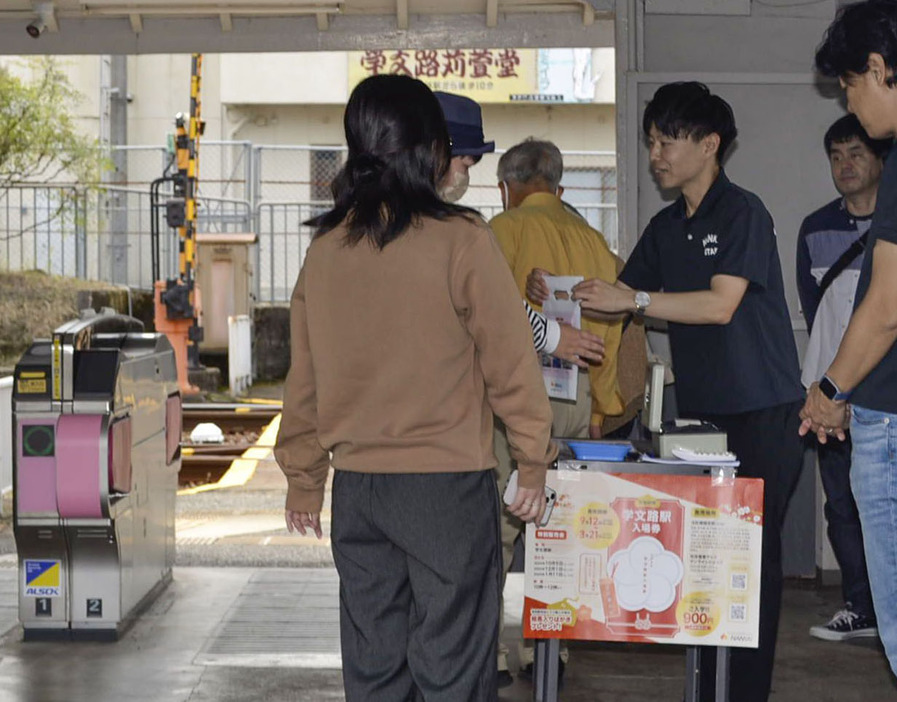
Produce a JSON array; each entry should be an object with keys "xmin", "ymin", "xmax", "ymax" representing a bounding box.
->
[{"xmin": 349, "ymin": 48, "xmax": 611, "ymax": 104}]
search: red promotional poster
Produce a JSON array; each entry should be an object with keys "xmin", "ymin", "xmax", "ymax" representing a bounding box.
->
[{"xmin": 523, "ymin": 470, "xmax": 763, "ymax": 648}]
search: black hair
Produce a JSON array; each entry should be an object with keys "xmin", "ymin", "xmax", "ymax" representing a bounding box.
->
[
  {"xmin": 642, "ymin": 82, "xmax": 738, "ymax": 164},
  {"xmin": 306, "ymin": 75, "xmax": 479, "ymax": 249},
  {"xmin": 824, "ymin": 113, "xmax": 893, "ymax": 157},
  {"xmin": 815, "ymin": 0, "xmax": 897, "ymax": 85}
]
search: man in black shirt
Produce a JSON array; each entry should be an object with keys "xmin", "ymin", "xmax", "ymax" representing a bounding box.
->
[
  {"xmin": 550, "ymin": 82, "xmax": 806, "ymax": 701},
  {"xmin": 801, "ymin": 0, "xmax": 897, "ymax": 679}
]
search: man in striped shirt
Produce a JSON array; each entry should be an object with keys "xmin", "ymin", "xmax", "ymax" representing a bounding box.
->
[{"xmin": 796, "ymin": 114, "xmax": 890, "ymax": 642}]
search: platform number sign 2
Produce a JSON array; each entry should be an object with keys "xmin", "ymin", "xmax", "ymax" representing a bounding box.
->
[{"xmin": 87, "ymin": 598, "xmax": 103, "ymax": 618}]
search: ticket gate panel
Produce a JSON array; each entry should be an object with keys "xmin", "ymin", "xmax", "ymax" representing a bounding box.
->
[
  {"xmin": 16, "ymin": 525, "xmax": 70, "ymax": 635},
  {"xmin": 68, "ymin": 524, "xmax": 123, "ymax": 635}
]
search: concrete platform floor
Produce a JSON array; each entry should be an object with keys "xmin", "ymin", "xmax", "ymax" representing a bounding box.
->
[
  {"xmin": 0, "ymin": 566, "xmax": 893, "ymax": 702},
  {"xmin": 0, "ymin": 436, "xmax": 894, "ymax": 701}
]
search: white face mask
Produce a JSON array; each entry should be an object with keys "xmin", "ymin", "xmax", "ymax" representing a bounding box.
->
[{"xmin": 441, "ymin": 168, "xmax": 470, "ymax": 203}]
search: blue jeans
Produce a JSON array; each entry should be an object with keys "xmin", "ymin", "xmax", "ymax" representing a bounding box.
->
[
  {"xmin": 850, "ymin": 405, "xmax": 897, "ymax": 677},
  {"xmin": 817, "ymin": 435, "xmax": 874, "ymax": 616}
]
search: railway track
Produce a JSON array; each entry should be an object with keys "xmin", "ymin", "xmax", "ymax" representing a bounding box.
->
[{"xmin": 179, "ymin": 403, "xmax": 282, "ymax": 487}]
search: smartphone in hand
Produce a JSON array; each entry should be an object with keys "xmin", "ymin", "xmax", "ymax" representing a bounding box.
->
[{"xmin": 503, "ymin": 471, "xmax": 557, "ymax": 527}]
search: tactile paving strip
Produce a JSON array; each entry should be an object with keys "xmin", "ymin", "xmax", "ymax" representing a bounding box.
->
[{"xmin": 196, "ymin": 568, "xmax": 342, "ymax": 668}]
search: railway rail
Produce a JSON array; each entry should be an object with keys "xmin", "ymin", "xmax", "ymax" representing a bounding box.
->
[{"xmin": 180, "ymin": 402, "xmax": 282, "ymax": 486}]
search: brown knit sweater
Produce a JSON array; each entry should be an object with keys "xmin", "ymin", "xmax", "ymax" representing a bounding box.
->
[{"xmin": 274, "ymin": 214, "xmax": 558, "ymax": 513}]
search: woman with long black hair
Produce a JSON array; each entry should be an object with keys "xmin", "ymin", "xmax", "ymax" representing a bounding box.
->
[{"xmin": 274, "ymin": 74, "xmax": 557, "ymax": 701}]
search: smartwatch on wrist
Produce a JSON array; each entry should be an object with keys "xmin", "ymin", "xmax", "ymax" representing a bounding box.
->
[
  {"xmin": 634, "ymin": 290, "xmax": 651, "ymax": 315},
  {"xmin": 819, "ymin": 374, "xmax": 851, "ymax": 402}
]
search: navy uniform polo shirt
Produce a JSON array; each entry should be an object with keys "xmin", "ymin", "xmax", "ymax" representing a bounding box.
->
[
  {"xmin": 619, "ymin": 170, "xmax": 803, "ymax": 416},
  {"xmin": 850, "ymin": 145, "xmax": 897, "ymax": 413}
]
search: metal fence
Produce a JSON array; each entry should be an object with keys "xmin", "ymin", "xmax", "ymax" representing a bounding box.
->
[{"xmin": 0, "ymin": 142, "xmax": 617, "ymax": 304}]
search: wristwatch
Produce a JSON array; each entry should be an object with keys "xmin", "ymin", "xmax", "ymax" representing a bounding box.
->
[
  {"xmin": 634, "ymin": 290, "xmax": 652, "ymax": 315},
  {"xmin": 819, "ymin": 374, "xmax": 851, "ymax": 402}
]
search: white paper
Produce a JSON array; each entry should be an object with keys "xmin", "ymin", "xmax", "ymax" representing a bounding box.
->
[{"xmin": 540, "ymin": 276, "xmax": 583, "ymax": 401}]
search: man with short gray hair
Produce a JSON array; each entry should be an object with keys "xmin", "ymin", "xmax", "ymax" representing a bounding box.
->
[
  {"xmin": 489, "ymin": 137, "xmax": 624, "ymax": 684},
  {"xmin": 496, "ymin": 138, "xmax": 564, "ymax": 206}
]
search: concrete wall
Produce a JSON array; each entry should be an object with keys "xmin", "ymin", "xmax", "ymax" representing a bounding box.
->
[{"xmin": 2, "ymin": 48, "xmax": 618, "ymax": 153}]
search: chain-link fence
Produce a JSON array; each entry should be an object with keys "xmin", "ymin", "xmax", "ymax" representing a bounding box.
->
[
  {"xmin": 0, "ymin": 186, "xmax": 90, "ymax": 279},
  {"xmin": 0, "ymin": 142, "xmax": 617, "ymax": 304}
]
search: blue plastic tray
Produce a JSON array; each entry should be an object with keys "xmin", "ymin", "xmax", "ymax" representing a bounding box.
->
[{"xmin": 565, "ymin": 440, "xmax": 632, "ymax": 461}]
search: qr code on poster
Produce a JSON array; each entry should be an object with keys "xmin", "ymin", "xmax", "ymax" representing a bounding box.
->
[
  {"xmin": 729, "ymin": 603, "xmax": 747, "ymax": 622},
  {"xmin": 730, "ymin": 573, "xmax": 747, "ymax": 591}
]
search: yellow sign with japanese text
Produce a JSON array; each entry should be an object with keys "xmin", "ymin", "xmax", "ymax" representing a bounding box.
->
[{"xmin": 349, "ymin": 49, "xmax": 541, "ymax": 104}]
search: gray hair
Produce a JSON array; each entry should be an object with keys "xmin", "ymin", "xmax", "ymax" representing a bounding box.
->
[{"xmin": 496, "ymin": 138, "xmax": 563, "ymax": 190}]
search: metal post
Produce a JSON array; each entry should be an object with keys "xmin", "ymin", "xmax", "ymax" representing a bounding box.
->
[
  {"xmin": 75, "ymin": 189, "xmax": 87, "ymax": 279},
  {"xmin": 533, "ymin": 638, "xmax": 560, "ymax": 702},
  {"xmin": 685, "ymin": 646, "xmax": 701, "ymax": 702},
  {"xmin": 715, "ymin": 646, "xmax": 730, "ymax": 702},
  {"xmin": 108, "ymin": 55, "xmax": 128, "ymax": 284}
]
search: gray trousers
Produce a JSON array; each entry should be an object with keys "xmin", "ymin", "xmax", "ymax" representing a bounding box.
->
[{"xmin": 331, "ymin": 469, "xmax": 502, "ymax": 702}]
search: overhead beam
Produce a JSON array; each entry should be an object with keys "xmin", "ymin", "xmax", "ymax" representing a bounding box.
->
[
  {"xmin": 81, "ymin": 0, "xmax": 337, "ymax": 5},
  {"xmin": 316, "ymin": 11, "xmax": 329, "ymax": 30},
  {"xmin": 501, "ymin": 3, "xmax": 587, "ymax": 13},
  {"xmin": 80, "ymin": 6, "xmax": 341, "ymax": 17},
  {"xmin": 397, "ymin": 0, "xmax": 409, "ymax": 30},
  {"xmin": 0, "ymin": 12, "xmax": 615, "ymax": 54},
  {"xmin": 220, "ymin": 12, "xmax": 232, "ymax": 31}
]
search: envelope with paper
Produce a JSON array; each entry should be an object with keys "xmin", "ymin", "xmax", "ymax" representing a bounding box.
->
[{"xmin": 540, "ymin": 275, "xmax": 583, "ymax": 401}]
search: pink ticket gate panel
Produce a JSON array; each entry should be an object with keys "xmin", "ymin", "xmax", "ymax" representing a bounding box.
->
[
  {"xmin": 15, "ymin": 418, "xmax": 70, "ymax": 634},
  {"xmin": 12, "ymin": 309, "xmax": 181, "ymax": 640}
]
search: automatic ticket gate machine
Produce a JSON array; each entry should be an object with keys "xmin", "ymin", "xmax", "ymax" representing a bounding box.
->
[{"xmin": 12, "ymin": 309, "xmax": 182, "ymax": 640}]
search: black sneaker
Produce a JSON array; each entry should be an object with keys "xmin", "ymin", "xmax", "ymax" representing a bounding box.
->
[
  {"xmin": 497, "ymin": 670, "xmax": 514, "ymax": 688},
  {"xmin": 809, "ymin": 607, "xmax": 878, "ymax": 641}
]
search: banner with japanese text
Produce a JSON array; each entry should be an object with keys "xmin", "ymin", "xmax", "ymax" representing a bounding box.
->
[
  {"xmin": 524, "ymin": 470, "xmax": 763, "ymax": 648},
  {"xmin": 348, "ymin": 48, "xmax": 604, "ymax": 103}
]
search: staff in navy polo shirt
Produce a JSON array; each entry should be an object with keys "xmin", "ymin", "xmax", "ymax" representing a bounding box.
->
[
  {"xmin": 535, "ymin": 82, "xmax": 806, "ymax": 702},
  {"xmin": 802, "ymin": 0, "xmax": 897, "ymax": 680}
]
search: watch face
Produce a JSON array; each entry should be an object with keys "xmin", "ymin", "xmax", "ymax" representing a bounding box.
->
[
  {"xmin": 635, "ymin": 291, "xmax": 651, "ymax": 308},
  {"xmin": 819, "ymin": 376, "xmax": 838, "ymax": 400}
]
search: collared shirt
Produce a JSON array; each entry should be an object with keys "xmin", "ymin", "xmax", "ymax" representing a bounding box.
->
[
  {"xmin": 490, "ymin": 192, "xmax": 624, "ymax": 425},
  {"xmin": 619, "ymin": 170, "xmax": 803, "ymax": 415},
  {"xmin": 850, "ymin": 146, "xmax": 897, "ymax": 412},
  {"xmin": 796, "ymin": 197, "xmax": 870, "ymax": 388}
]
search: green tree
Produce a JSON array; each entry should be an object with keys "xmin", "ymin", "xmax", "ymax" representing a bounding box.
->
[{"xmin": 0, "ymin": 57, "xmax": 105, "ymax": 187}]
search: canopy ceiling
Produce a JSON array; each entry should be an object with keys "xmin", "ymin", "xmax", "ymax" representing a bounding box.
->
[{"xmin": 1, "ymin": 1, "xmax": 614, "ymax": 54}]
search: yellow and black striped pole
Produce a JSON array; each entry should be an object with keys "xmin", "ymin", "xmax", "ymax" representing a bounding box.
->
[
  {"xmin": 160, "ymin": 52, "xmax": 205, "ymax": 382},
  {"xmin": 184, "ymin": 52, "xmax": 202, "ymax": 293}
]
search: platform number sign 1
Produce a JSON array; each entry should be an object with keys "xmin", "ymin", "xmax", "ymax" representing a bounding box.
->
[
  {"xmin": 35, "ymin": 598, "xmax": 52, "ymax": 617},
  {"xmin": 87, "ymin": 598, "xmax": 102, "ymax": 618}
]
